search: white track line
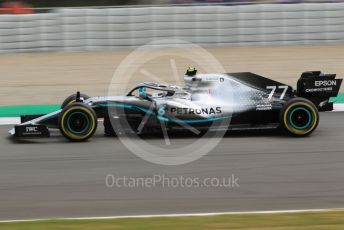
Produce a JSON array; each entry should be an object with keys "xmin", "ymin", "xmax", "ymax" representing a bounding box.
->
[
  {"xmin": 0, "ymin": 118, "xmax": 104, "ymax": 126},
  {"xmin": 0, "ymin": 117, "xmax": 20, "ymax": 125},
  {"xmin": 0, "ymin": 208, "xmax": 343, "ymax": 223},
  {"xmin": 333, "ymin": 104, "xmax": 344, "ymax": 112}
]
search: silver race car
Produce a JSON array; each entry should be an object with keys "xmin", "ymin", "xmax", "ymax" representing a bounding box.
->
[{"xmin": 9, "ymin": 68, "xmax": 342, "ymax": 141}]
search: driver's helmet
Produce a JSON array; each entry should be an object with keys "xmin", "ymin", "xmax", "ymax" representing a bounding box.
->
[
  {"xmin": 139, "ymin": 87, "xmax": 147, "ymax": 98},
  {"xmin": 185, "ymin": 67, "xmax": 197, "ymax": 76}
]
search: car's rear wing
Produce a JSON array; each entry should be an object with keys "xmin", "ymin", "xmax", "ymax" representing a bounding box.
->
[{"xmin": 297, "ymin": 71, "xmax": 342, "ymax": 111}]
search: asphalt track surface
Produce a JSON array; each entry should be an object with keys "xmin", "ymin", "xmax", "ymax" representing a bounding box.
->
[{"xmin": 0, "ymin": 112, "xmax": 344, "ymax": 220}]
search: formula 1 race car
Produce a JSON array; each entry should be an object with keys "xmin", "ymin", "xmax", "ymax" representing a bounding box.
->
[{"xmin": 9, "ymin": 68, "xmax": 342, "ymax": 141}]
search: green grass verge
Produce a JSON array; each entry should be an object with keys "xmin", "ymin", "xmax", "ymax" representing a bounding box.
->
[
  {"xmin": 330, "ymin": 93, "xmax": 344, "ymax": 104},
  {"xmin": 0, "ymin": 104, "xmax": 60, "ymax": 117},
  {"xmin": 1, "ymin": 211, "xmax": 344, "ymax": 230}
]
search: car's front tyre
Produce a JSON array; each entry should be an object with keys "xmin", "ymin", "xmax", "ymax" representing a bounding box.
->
[
  {"xmin": 61, "ymin": 93, "xmax": 90, "ymax": 109},
  {"xmin": 59, "ymin": 103, "xmax": 97, "ymax": 141},
  {"xmin": 280, "ymin": 98, "xmax": 319, "ymax": 137}
]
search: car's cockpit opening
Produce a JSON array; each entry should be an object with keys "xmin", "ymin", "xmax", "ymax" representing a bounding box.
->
[{"xmin": 126, "ymin": 82, "xmax": 192, "ymax": 100}]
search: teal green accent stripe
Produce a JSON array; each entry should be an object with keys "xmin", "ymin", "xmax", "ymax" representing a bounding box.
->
[
  {"xmin": 289, "ymin": 107, "xmax": 312, "ymax": 130},
  {"xmin": 0, "ymin": 104, "xmax": 60, "ymax": 117},
  {"xmin": 330, "ymin": 93, "xmax": 344, "ymax": 104},
  {"xmin": 98, "ymin": 103, "xmax": 228, "ymax": 124}
]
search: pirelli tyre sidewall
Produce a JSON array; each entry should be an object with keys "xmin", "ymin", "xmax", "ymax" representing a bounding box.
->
[
  {"xmin": 280, "ymin": 98, "xmax": 319, "ymax": 137},
  {"xmin": 61, "ymin": 93, "xmax": 90, "ymax": 109},
  {"xmin": 59, "ymin": 103, "xmax": 97, "ymax": 141}
]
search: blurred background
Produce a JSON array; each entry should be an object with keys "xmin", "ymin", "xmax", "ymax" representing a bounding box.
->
[
  {"xmin": 1, "ymin": 0, "xmax": 342, "ymax": 9},
  {"xmin": 0, "ymin": 0, "xmax": 343, "ymax": 53},
  {"xmin": 0, "ymin": 0, "xmax": 343, "ymax": 105}
]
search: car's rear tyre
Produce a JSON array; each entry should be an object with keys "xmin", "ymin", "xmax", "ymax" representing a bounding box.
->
[
  {"xmin": 61, "ymin": 93, "xmax": 90, "ymax": 109},
  {"xmin": 59, "ymin": 103, "xmax": 97, "ymax": 142},
  {"xmin": 280, "ymin": 98, "xmax": 319, "ymax": 137}
]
